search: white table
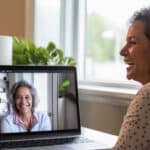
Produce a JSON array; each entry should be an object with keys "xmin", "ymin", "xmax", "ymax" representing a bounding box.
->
[{"xmin": 81, "ymin": 127, "xmax": 118, "ymax": 148}]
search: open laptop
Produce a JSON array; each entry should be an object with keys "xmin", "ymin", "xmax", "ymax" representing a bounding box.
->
[{"xmin": 0, "ymin": 65, "xmax": 113, "ymax": 150}]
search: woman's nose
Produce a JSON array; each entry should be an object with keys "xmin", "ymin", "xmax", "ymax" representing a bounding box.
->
[
  {"xmin": 120, "ymin": 45, "xmax": 128, "ymax": 56},
  {"xmin": 20, "ymin": 97, "xmax": 26, "ymax": 103}
]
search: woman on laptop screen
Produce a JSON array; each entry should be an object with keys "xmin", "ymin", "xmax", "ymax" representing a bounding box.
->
[{"xmin": 1, "ymin": 80, "xmax": 51, "ymax": 133}]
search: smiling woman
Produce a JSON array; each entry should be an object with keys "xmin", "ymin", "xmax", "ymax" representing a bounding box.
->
[
  {"xmin": 113, "ymin": 7, "xmax": 150, "ymax": 149},
  {"xmin": 1, "ymin": 80, "xmax": 51, "ymax": 133}
]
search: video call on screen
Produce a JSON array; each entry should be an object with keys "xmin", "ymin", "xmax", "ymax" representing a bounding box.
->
[{"xmin": 0, "ymin": 72, "xmax": 78, "ymax": 133}]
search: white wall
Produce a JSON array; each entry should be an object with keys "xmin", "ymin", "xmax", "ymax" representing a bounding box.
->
[
  {"xmin": 79, "ymin": 100, "xmax": 127, "ymax": 135},
  {"xmin": 78, "ymin": 87, "xmax": 135, "ymax": 135}
]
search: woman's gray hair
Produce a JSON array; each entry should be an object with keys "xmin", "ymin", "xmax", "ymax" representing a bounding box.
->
[
  {"xmin": 9, "ymin": 80, "xmax": 40, "ymax": 112},
  {"xmin": 129, "ymin": 7, "xmax": 150, "ymax": 40}
]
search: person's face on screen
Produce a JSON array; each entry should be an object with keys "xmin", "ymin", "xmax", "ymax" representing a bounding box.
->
[
  {"xmin": 15, "ymin": 86, "xmax": 33, "ymax": 114},
  {"xmin": 120, "ymin": 20, "xmax": 150, "ymax": 84}
]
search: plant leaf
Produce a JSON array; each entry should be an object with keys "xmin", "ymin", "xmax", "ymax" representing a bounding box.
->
[{"xmin": 47, "ymin": 41, "xmax": 56, "ymax": 52}]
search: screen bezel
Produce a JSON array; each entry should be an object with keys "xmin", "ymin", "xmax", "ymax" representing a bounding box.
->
[{"xmin": 0, "ymin": 65, "xmax": 81, "ymax": 141}]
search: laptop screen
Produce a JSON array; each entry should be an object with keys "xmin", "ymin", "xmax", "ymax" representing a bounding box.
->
[{"xmin": 0, "ymin": 66, "xmax": 80, "ymax": 139}]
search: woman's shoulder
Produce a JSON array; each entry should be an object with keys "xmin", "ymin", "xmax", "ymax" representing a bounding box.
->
[
  {"xmin": 33, "ymin": 111, "xmax": 49, "ymax": 119},
  {"xmin": 3, "ymin": 113, "xmax": 15, "ymax": 120},
  {"xmin": 1, "ymin": 113, "xmax": 15, "ymax": 125},
  {"xmin": 135, "ymin": 82, "xmax": 150, "ymax": 102}
]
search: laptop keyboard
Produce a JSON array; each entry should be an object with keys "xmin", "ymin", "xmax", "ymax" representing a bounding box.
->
[{"xmin": 0, "ymin": 136, "xmax": 93, "ymax": 149}]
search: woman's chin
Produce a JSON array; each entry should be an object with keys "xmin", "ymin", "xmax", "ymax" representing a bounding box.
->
[
  {"xmin": 126, "ymin": 73, "xmax": 134, "ymax": 80},
  {"xmin": 19, "ymin": 108, "xmax": 31, "ymax": 114},
  {"xmin": 126, "ymin": 68, "xmax": 136, "ymax": 80}
]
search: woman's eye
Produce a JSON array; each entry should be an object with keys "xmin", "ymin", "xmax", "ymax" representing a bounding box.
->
[
  {"xmin": 16, "ymin": 96, "xmax": 21, "ymax": 99},
  {"xmin": 25, "ymin": 96, "xmax": 30, "ymax": 99}
]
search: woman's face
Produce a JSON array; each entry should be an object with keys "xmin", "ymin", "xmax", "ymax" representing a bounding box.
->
[
  {"xmin": 120, "ymin": 20, "xmax": 150, "ymax": 84},
  {"xmin": 15, "ymin": 86, "xmax": 33, "ymax": 114}
]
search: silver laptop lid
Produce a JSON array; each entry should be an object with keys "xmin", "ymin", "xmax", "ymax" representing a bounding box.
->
[{"xmin": 0, "ymin": 65, "xmax": 81, "ymax": 141}]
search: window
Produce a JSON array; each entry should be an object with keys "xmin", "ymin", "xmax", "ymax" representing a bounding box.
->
[
  {"xmin": 78, "ymin": 0, "xmax": 150, "ymax": 89},
  {"xmin": 33, "ymin": 0, "xmax": 150, "ymax": 90},
  {"xmin": 34, "ymin": 0, "xmax": 61, "ymax": 47}
]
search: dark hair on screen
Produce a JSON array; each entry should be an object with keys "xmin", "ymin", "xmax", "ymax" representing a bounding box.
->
[
  {"xmin": 129, "ymin": 7, "xmax": 150, "ymax": 40},
  {"xmin": 10, "ymin": 80, "xmax": 39, "ymax": 113}
]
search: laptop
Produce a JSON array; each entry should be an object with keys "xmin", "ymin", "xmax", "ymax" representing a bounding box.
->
[{"xmin": 0, "ymin": 65, "xmax": 114, "ymax": 150}]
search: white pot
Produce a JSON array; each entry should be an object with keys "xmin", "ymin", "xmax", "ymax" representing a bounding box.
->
[{"xmin": 0, "ymin": 35, "xmax": 12, "ymax": 65}]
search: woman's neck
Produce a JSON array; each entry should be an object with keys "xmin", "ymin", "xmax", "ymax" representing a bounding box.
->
[{"xmin": 18, "ymin": 111, "xmax": 32, "ymax": 122}]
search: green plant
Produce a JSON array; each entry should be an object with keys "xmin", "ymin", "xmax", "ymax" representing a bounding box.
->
[
  {"xmin": 59, "ymin": 78, "xmax": 75, "ymax": 101},
  {"xmin": 13, "ymin": 37, "xmax": 77, "ymax": 66},
  {"xmin": 59, "ymin": 79, "xmax": 72, "ymax": 97}
]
